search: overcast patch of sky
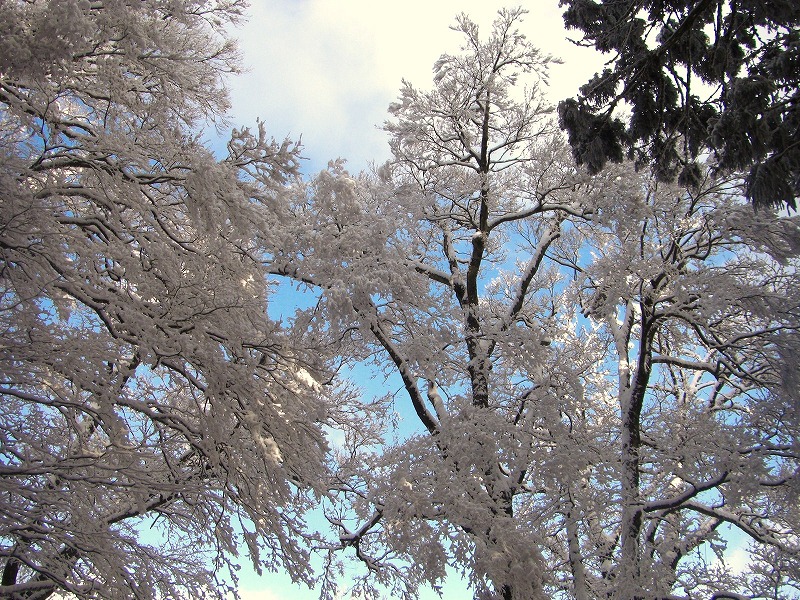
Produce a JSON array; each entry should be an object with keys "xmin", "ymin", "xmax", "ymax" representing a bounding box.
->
[{"xmin": 222, "ymin": 0, "xmax": 604, "ymax": 174}]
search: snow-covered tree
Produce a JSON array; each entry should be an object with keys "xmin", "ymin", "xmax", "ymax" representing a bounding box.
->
[
  {"xmin": 0, "ymin": 1, "xmax": 332, "ymax": 598},
  {"xmin": 265, "ymin": 9, "xmax": 800, "ymax": 600},
  {"xmin": 528, "ymin": 164, "xmax": 800, "ymax": 599},
  {"xmin": 269, "ymin": 9, "xmax": 580, "ymax": 599}
]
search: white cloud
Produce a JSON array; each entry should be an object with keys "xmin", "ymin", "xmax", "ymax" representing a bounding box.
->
[
  {"xmin": 225, "ymin": 0, "xmax": 603, "ymax": 172},
  {"xmin": 236, "ymin": 589, "xmax": 282, "ymax": 600},
  {"xmin": 724, "ymin": 544, "xmax": 752, "ymax": 575}
]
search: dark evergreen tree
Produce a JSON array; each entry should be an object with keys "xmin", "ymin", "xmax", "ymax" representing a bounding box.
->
[{"xmin": 558, "ymin": 0, "xmax": 800, "ymax": 210}]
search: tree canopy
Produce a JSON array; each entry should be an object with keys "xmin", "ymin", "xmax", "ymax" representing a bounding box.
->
[
  {"xmin": 3, "ymin": 3, "xmax": 799, "ymax": 600},
  {"xmin": 557, "ymin": 0, "xmax": 800, "ymax": 211},
  {"xmin": 264, "ymin": 9, "xmax": 800, "ymax": 600},
  {"xmin": 0, "ymin": 1, "xmax": 332, "ymax": 598}
]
